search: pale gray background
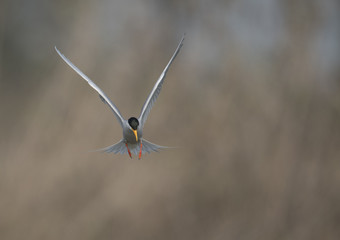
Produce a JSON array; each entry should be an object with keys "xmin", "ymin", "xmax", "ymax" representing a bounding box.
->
[{"xmin": 1, "ymin": 0, "xmax": 340, "ymax": 239}]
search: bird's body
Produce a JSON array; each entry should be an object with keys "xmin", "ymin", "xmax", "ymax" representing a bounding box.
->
[
  {"xmin": 123, "ymin": 123, "xmax": 142, "ymax": 145},
  {"xmin": 55, "ymin": 35, "xmax": 184, "ymax": 159}
]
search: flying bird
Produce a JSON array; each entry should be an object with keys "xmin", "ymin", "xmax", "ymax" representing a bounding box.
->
[{"xmin": 55, "ymin": 36, "xmax": 184, "ymax": 159}]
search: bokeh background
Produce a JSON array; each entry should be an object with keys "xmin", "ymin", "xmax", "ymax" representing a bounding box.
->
[{"xmin": 1, "ymin": 0, "xmax": 340, "ymax": 239}]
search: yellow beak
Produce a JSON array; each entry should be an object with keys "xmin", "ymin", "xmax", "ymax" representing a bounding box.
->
[{"xmin": 132, "ymin": 129, "xmax": 138, "ymax": 142}]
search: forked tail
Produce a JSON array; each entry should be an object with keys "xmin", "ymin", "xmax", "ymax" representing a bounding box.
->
[{"xmin": 97, "ymin": 139, "xmax": 169, "ymax": 156}]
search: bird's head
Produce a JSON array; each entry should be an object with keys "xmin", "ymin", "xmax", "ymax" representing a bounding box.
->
[{"xmin": 128, "ymin": 117, "xmax": 139, "ymax": 141}]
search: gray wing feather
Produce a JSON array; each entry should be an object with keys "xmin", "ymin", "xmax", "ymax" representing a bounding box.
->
[
  {"xmin": 98, "ymin": 139, "xmax": 128, "ymax": 154},
  {"xmin": 128, "ymin": 139, "xmax": 168, "ymax": 155},
  {"xmin": 55, "ymin": 46, "xmax": 125, "ymax": 127},
  {"xmin": 138, "ymin": 35, "xmax": 185, "ymax": 127},
  {"xmin": 98, "ymin": 138, "xmax": 167, "ymax": 156},
  {"xmin": 141, "ymin": 139, "xmax": 167, "ymax": 154}
]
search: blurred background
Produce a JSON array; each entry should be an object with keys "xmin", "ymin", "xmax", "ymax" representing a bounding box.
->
[{"xmin": 1, "ymin": 0, "xmax": 340, "ymax": 239}]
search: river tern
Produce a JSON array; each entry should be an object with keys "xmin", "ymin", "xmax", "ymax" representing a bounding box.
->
[{"xmin": 55, "ymin": 36, "xmax": 184, "ymax": 159}]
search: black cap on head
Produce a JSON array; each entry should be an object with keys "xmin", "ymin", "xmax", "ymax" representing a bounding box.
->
[{"xmin": 128, "ymin": 117, "xmax": 139, "ymax": 130}]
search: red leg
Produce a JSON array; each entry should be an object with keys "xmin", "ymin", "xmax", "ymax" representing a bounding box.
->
[
  {"xmin": 125, "ymin": 143, "xmax": 132, "ymax": 158},
  {"xmin": 139, "ymin": 141, "xmax": 143, "ymax": 159}
]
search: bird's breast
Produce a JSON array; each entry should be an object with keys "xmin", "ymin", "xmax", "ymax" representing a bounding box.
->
[{"xmin": 123, "ymin": 127, "xmax": 143, "ymax": 144}]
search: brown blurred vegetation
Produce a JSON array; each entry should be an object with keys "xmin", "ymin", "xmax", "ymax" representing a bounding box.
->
[{"xmin": 1, "ymin": 0, "xmax": 340, "ymax": 239}]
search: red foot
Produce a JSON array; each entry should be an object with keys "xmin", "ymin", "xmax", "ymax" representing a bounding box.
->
[
  {"xmin": 139, "ymin": 141, "xmax": 143, "ymax": 159},
  {"xmin": 125, "ymin": 143, "xmax": 132, "ymax": 158}
]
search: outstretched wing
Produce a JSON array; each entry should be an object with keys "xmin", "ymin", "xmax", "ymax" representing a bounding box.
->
[
  {"xmin": 55, "ymin": 47, "xmax": 125, "ymax": 127},
  {"xmin": 138, "ymin": 35, "xmax": 184, "ymax": 127}
]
